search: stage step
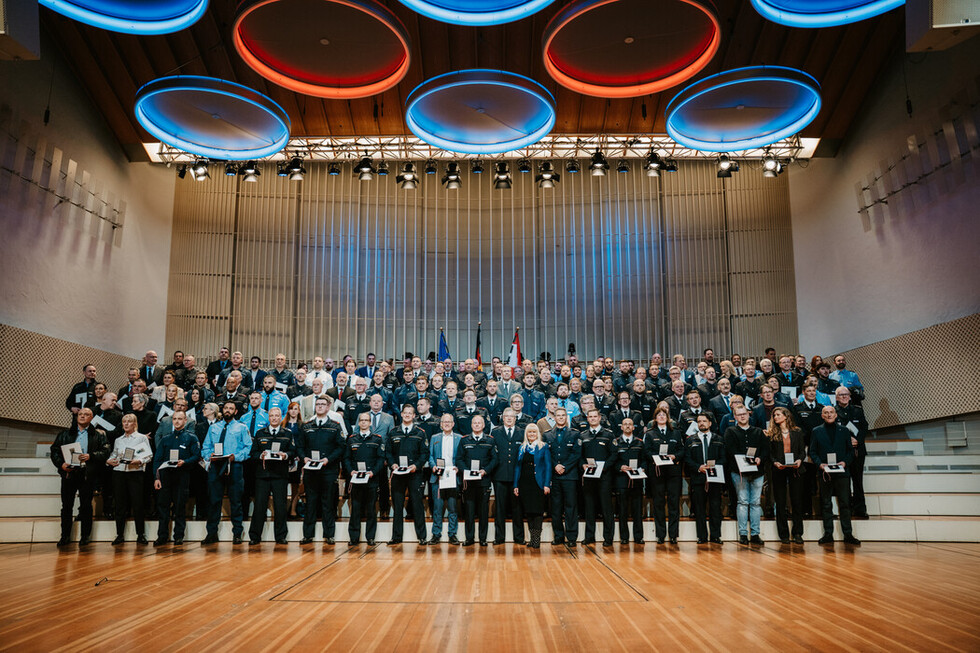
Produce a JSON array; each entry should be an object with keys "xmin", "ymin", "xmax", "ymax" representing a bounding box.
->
[
  {"xmin": 869, "ymin": 493, "xmax": 980, "ymax": 517},
  {"xmin": 866, "ymin": 439, "xmax": 924, "ymax": 456},
  {"xmin": 864, "ymin": 473, "xmax": 980, "ymax": 494},
  {"xmin": 865, "ymin": 455, "xmax": 980, "ymax": 474}
]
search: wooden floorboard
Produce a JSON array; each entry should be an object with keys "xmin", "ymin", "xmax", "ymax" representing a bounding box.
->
[{"xmin": 0, "ymin": 542, "xmax": 978, "ymax": 652}]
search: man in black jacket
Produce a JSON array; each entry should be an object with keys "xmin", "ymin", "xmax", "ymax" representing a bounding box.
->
[
  {"xmin": 490, "ymin": 409, "xmax": 524, "ymax": 545},
  {"xmin": 810, "ymin": 405, "xmax": 861, "ymax": 546},
  {"xmin": 248, "ymin": 407, "xmax": 295, "ymax": 545},
  {"xmin": 50, "ymin": 407, "xmax": 110, "ymax": 546},
  {"xmin": 455, "ymin": 415, "xmax": 497, "ymax": 546},
  {"xmin": 386, "ymin": 405, "xmax": 429, "ymax": 545},
  {"xmin": 684, "ymin": 413, "xmax": 726, "ymax": 544},
  {"xmin": 643, "ymin": 412, "xmax": 684, "ymax": 544},
  {"xmin": 345, "ymin": 414, "xmax": 386, "ymax": 545},
  {"xmin": 299, "ymin": 397, "xmax": 346, "ymax": 544},
  {"xmin": 834, "ymin": 386, "xmax": 870, "ymax": 519},
  {"xmin": 547, "ymin": 409, "xmax": 581, "ymax": 545},
  {"xmin": 612, "ymin": 418, "xmax": 645, "ymax": 544},
  {"xmin": 153, "ymin": 410, "xmax": 200, "ymax": 546},
  {"xmin": 65, "ymin": 364, "xmax": 98, "ymax": 419},
  {"xmin": 205, "ymin": 347, "xmax": 232, "ymax": 391},
  {"xmin": 580, "ymin": 410, "xmax": 616, "ymax": 546},
  {"xmin": 792, "ymin": 384, "xmax": 824, "ymax": 519},
  {"xmin": 724, "ymin": 405, "xmax": 770, "ymax": 545}
]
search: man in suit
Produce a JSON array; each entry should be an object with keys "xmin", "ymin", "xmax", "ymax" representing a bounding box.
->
[
  {"xmin": 709, "ymin": 378, "xmax": 736, "ymax": 424},
  {"xmin": 428, "ymin": 414, "xmax": 462, "ymax": 545},
  {"xmin": 153, "ymin": 409, "xmax": 200, "ymax": 546},
  {"xmin": 356, "ymin": 353, "xmax": 379, "ymax": 382},
  {"xmin": 677, "ymin": 389, "xmax": 716, "ymax": 435},
  {"xmin": 684, "ymin": 413, "xmax": 726, "ymax": 544},
  {"xmin": 140, "ymin": 351, "xmax": 165, "ymax": 388},
  {"xmin": 834, "ymin": 386, "xmax": 870, "ymax": 519},
  {"xmin": 662, "ymin": 380, "xmax": 688, "ymax": 422},
  {"xmin": 244, "ymin": 356, "xmax": 266, "ymax": 390},
  {"xmin": 364, "ymin": 393, "xmax": 395, "ymax": 518},
  {"xmin": 792, "ymin": 383, "xmax": 824, "ymax": 518},
  {"xmin": 810, "ymin": 405, "xmax": 861, "ymax": 545},
  {"xmin": 455, "ymin": 415, "xmax": 497, "ymax": 546},
  {"xmin": 580, "ymin": 409, "xmax": 616, "ymax": 546},
  {"xmin": 51, "ymin": 407, "xmax": 110, "ymax": 546},
  {"xmin": 299, "ymin": 397, "xmax": 346, "ymax": 544},
  {"xmin": 497, "ymin": 366, "xmax": 519, "ymax": 402},
  {"xmin": 326, "ymin": 371, "xmax": 355, "ymax": 405},
  {"xmin": 490, "ymin": 409, "xmax": 524, "ymax": 544},
  {"xmin": 117, "ymin": 368, "xmax": 140, "ymax": 404},
  {"xmin": 205, "ymin": 347, "xmax": 231, "ymax": 392},
  {"xmin": 387, "ymin": 405, "xmax": 429, "ymax": 544},
  {"xmin": 478, "ymin": 380, "xmax": 507, "ymax": 427},
  {"xmin": 609, "ymin": 391, "xmax": 643, "ymax": 436},
  {"xmin": 547, "ymin": 408, "xmax": 581, "ymax": 545}
]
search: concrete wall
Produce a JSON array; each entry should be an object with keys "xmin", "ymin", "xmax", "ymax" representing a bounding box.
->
[
  {"xmin": 0, "ymin": 33, "xmax": 174, "ymax": 358},
  {"xmin": 790, "ymin": 37, "xmax": 980, "ymax": 355}
]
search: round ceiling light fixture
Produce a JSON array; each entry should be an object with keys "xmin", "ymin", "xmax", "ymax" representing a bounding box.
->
[
  {"xmin": 405, "ymin": 70, "xmax": 556, "ymax": 154},
  {"xmin": 39, "ymin": 0, "xmax": 208, "ymax": 34},
  {"xmin": 749, "ymin": 0, "xmax": 904, "ymax": 28},
  {"xmin": 233, "ymin": 0, "xmax": 411, "ymax": 99},
  {"xmin": 394, "ymin": 0, "xmax": 555, "ymax": 26},
  {"xmin": 134, "ymin": 76, "xmax": 291, "ymax": 160},
  {"xmin": 666, "ymin": 65, "xmax": 821, "ymax": 152},
  {"xmin": 542, "ymin": 0, "xmax": 721, "ymax": 98}
]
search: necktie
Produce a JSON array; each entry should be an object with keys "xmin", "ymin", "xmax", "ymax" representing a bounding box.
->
[
  {"xmin": 264, "ymin": 395, "xmax": 270, "ymax": 410},
  {"xmin": 270, "ymin": 429, "xmax": 277, "ymax": 436},
  {"xmin": 250, "ymin": 413, "xmax": 257, "ymax": 435},
  {"xmin": 507, "ymin": 429, "xmax": 513, "ymax": 439},
  {"xmin": 404, "ymin": 428, "xmax": 410, "ymax": 434},
  {"xmin": 724, "ymin": 396, "xmax": 730, "ymax": 410},
  {"xmin": 316, "ymin": 420, "xmax": 323, "ymax": 427},
  {"xmin": 660, "ymin": 429, "xmax": 666, "ymax": 436},
  {"xmin": 219, "ymin": 423, "xmax": 228, "ymax": 444},
  {"xmin": 701, "ymin": 434, "xmax": 707, "ymax": 462}
]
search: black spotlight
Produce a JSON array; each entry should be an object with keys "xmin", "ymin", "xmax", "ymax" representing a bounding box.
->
[
  {"xmin": 276, "ymin": 161, "xmax": 289, "ymax": 177},
  {"xmin": 377, "ymin": 160, "xmax": 389, "ymax": 176},
  {"xmin": 663, "ymin": 158, "xmax": 678, "ymax": 172},
  {"xmin": 191, "ymin": 159, "xmax": 209, "ymax": 181},
  {"xmin": 286, "ymin": 157, "xmax": 306, "ymax": 181},
  {"xmin": 328, "ymin": 162, "xmax": 341, "ymax": 176},
  {"xmin": 617, "ymin": 159, "xmax": 629, "ymax": 173},
  {"xmin": 225, "ymin": 162, "xmax": 237, "ymax": 176},
  {"xmin": 716, "ymin": 154, "xmax": 739, "ymax": 178},
  {"xmin": 354, "ymin": 156, "xmax": 376, "ymax": 181},
  {"xmin": 424, "ymin": 158, "xmax": 438, "ymax": 175},
  {"xmin": 535, "ymin": 161, "xmax": 560, "ymax": 189},
  {"xmin": 493, "ymin": 162, "xmax": 512, "ymax": 190},
  {"xmin": 240, "ymin": 161, "xmax": 260, "ymax": 182},
  {"xmin": 762, "ymin": 152, "xmax": 783, "ymax": 178},
  {"xmin": 442, "ymin": 162, "xmax": 462, "ymax": 190},
  {"xmin": 517, "ymin": 158, "xmax": 531, "ymax": 173},
  {"xmin": 589, "ymin": 150, "xmax": 609, "ymax": 176},
  {"xmin": 471, "ymin": 160, "xmax": 484, "ymax": 174},
  {"xmin": 644, "ymin": 151, "xmax": 664, "ymax": 177},
  {"xmin": 566, "ymin": 159, "xmax": 580, "ymax": 174},
  {"xmin": 397, "ymin": 162, "xmax": 418, "ymax": 189},
  {"xmin": 176, "ymin": 164, "xmax": 187, "ymax": 179}
]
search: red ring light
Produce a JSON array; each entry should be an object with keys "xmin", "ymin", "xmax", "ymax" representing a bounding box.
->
[
  {"xmin": 233, "ymin": 0, "xmax": 411, "ymax": 99},
  {"xmin": 542, "ymin": 0, "xmax": 721, "ymax": 98}
]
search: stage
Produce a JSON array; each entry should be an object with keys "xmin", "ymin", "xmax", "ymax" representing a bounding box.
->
[{"xmin": 1, "ymin": 541, "xmax": 978, "ymax": 651}]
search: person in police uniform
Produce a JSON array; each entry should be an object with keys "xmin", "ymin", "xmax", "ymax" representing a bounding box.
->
[
  {"xmin": 153, "ymin": 410, "xmax": 200, "ymax": 546},
  {"xmin": 546, "ymin": 408, "xmax": 581, "ymax": 545},
  {"xmin": 386, "ymin": 405, "xmax": 429, "ymax": 544},
  {"xmin": 454, "ymin": 415, "xmax": 497, "ymax": 545},
  {"xmin": 612, "ymin": 418, "xmax": 645, "ymax": 544},
  {"xmin": 248, "ymin": 407, "xmax": 295, "ymax": 545},
  {"xmin": 490, "ymin": 408, "xmax": 524, "ymax": 544},
  {"xmin": 345, "ymin": 413, "xmax": 385, "ymax": 545},
  {"xmin": 580, "ymin": 408, "xmax": 616, "ymax": 546},
  {"xmin": 299, "ymin": 397, "xmax": 347, "ymax": 544},
  {"xmin": 643, "ymin": 405, "xmax": 684, "ymax": 544}
]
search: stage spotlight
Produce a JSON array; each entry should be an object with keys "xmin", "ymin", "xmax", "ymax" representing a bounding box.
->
[
  {"xmin": 644, "ymin": 151, "xmax": 664, "ymax": 177},
  {"xmin": 617, "ymin": 159, "xmax": 629, "ymax": 173},
  {"xmin": 355, "ymin": 156, "xmax": 376, "ymax": 181},
  {"xmin": 535, "ymin": 161, "xmax": 560, "ymax": 189},
  {"xmin": 517, "ymin": 158, "xmax": 531, "ymax": 173},
  {"xmin": 377, "ymin": 160, "xmax": 389, "ymax": 176},
  {"xmin": 493, "ymin": 162, "xmax": 512, "ymax": 190},
  {"xmin": 176, "ymin": 164, "xmax": 187, "ymax": 179},
  {"xmin": 225, "ymin": 162, "xmax": 238, "ymax": 176},
  {"xmin": 471, "ymin": 160, "xmax": 484, "ymax": 174},
  {"xmin": 276, "ymin": 161, "xmax": 289, "ymax": 177},
  {"xmin": 716, "ymin": 154, "xmax": 738, "ymax": 178},
  {"xmin": 424, "ymin": 158, "xmax": 438, "ymax": 175},
  {"xmin": 566, "ymin": 159, "xmax": 580, "ymax": 174},
  {"xmin": 589, "ymin": 150, "xmax": 609, "ymax": 176},
  {"xmin": 240, "ymin": 161, "xmax": 260, "ymax": 182},
  {"xmin": 664, "ymin": 158, "xmax": 678, "ymax": 172},
  {"xmin": 442, "ymin": 161, "xmax": 462, "ymax": 190},
  {"xmin": 396, "ymin": 162, "xmax": 419, "ymax": 189},
  {"xmin": 328, "ymin": 162, "xmax": 341, "ymax": 175},
  {"xmin": 286, "ymin": 157, "xmax": 306, "ymax": 181},
  {"xmin": 762, "ymin": 152, "xmax": 782, "ymax": 178},
  {"xmin": 190, "ymin": 159, "xmax": 209, "ymax": 181}
]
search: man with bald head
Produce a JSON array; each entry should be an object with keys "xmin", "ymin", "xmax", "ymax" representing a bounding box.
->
[{"xmin": 140, "ymin": 351, "xmax": 165, "ymax": 387}]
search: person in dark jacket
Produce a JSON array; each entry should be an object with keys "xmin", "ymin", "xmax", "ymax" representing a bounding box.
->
[
  {"xmin": 386, "ymin": 405, "xmax": 429, "ymax": 544},
  {"xmin": 643, "ymin": 405, "xmax": 684, "ymax": 544},
  {"xmin": 579, "ymin": 409, "xmax": 616, "ymax": 546},
  {"xmin": 810, "ymin": 406, "xmax": 861, "ymax": 546},
  {"xmin": 50, "ymin": 407, "xmax": 110, "ymax": 546},
  {"xmin": 153, "ymin": 410, "xmax": 200, "ymax": 546},
  {"xmin": 724, "ymin": 405, "xmax": 770, "ymax": 545},
  {"xmin": 490, "ymin": 409, "xmax": 525, "ymax": 545},
  {"xmin": 834, "ymin": 386, "xmax": 870, "ymax": 518},
  {"xmin": 455, "ymin": 415, "xmax": 497, "ymax": 546},
  {"xmin": 612, "ymin": 418, "xmax": 645, "ymax": 545},
  {"xmin": 299, "ymin": 397, "xmax": 347, "ymax": 544},
  {"xmin": 513, "ymin": 424, "xmax": 552, "ymax": 548},
  {"xmin": 345, "ymin": 413, "xmax": 386, "ymax": 545},
  {"xmin": 684, "ymin": 413, "xmax": 726, "ymax": 545},
  {"xmin": 248, "ymin": 407, "xmax": 295, "ymax": 545},
  {"xmin": 546, "ymin": 408, "xmax": 581, "ymax": 545},
  {"xmin": 766, "ymin": 407, "xmax": 805, "ymax": 544}
]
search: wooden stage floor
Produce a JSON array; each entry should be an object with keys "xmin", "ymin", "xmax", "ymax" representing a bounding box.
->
[{"xmin": 1, "ymin": 541, "xmax": 978, "ymax": 652}]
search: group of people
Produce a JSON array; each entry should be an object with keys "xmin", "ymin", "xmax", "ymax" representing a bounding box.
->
[{"xmin": 55, "ymin": 347, "xmax": 868, "ymax": 548}]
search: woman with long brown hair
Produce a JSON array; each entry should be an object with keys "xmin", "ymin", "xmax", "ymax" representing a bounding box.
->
[{"xmin": 767, "ymin": 407, "xmax": 805, "ymax": 544}]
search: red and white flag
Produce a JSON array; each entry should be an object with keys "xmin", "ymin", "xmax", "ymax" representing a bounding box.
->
[{"xmin": 507, "ymin": 328, "xmax": 522, "ymax": 370}]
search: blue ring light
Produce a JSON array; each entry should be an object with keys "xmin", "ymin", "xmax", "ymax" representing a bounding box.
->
[
  {"xmin": 405, "ymin": 70, "xmax": 556, "ymax": 155},
  {"xmin": 666, "ymin": 66, "xmax": 821, "ymax": 152},
  {"xmin": 39, "ymin": 0, "xmax": 208, "ymax": 35},
  {"xmin": 135, "ymin": 76, "xmax": 291, "ymax": 160},
  {"xmin": 749, "ymin": 0, "xmax": 904, "ymax": 28},
  {"xmin": 395, "ymin": 0, "xmax": 554, "ymax": 26}
]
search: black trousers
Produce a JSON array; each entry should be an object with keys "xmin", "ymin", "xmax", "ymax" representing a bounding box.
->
[
  {"xmin": 113, "ymin": 471, "xmax": 146, "ymax": 537},
  {"xmin": 819, "ymin": 473, "xmax": 853, "ymax": 538},
  {"xmin": 463, "ymin": 484, "xmax": 491, "ymax": 542},
  {"xmin": 249, "ymin": 476, "xmax": 289, "ymax": 541},
  {"xmin": 690, "ymin": 482, "xmax": 723, "ymax": 540},
  {"xmin": 771, "ymin": 466, "xmax": 804, "ymax": 539},
  {"xmin": 493, "ymin": 481, "xmax": 522, "ymax": 543},
  {"xmin": 241, "ymin": 458, "xmax": 257, "ymax": 518},
  {"xmin": 617, "ymin": 483, "xmax": 644, "ymax": 542},
  {"xmin": 303, "ymin": 473, "xmax": 339, "ymax": 539},
  {"xmin": 801, "ymin": 462, "xmax": 819, "ymax": 518},
  {"xmin": 851, "ymin": 451, "xmax": 867, "ymax": 516},
  {"xmin": 582, "ymin": 476, "xmax": 614, "ymax": 543},
  {"xmin": 391, "ymin": 473, "xmax": 427, "ymax": 541},
  {"xmin": 378, "ymin": 469, "xmax": 391, "ymax": 516},
  {"xmin": 348, "ymin": 481, "xmax": 378, "ymax": 543},
  {"xmin": 649, "ymin": 473, "xmax": 682, "ymax": 540},
  {"xmin": 59, "ymin": 472, "xmax": 95, "ymax": 541},
  {"xmin": 190, "ymin": 464, "xmax": 210, "ymax": 519},
  {"xmin": 550, "ymin": 478, "xmax": 578, "ymax": 543},
  {"xmin": 99, "ymin": 466, "xmax": 115, "ymax": 516},
  {"xmin": 157, "ymin": 472, "xmax": 190, "ymax": 540}
]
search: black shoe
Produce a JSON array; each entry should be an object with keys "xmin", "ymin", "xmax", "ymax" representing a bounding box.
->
[
  {"xmin": 710, "ymin": 537, "xmax": 723, "ymax": 544},
  {"xmin": 249, "ymin": 539, "xmax": 261, "ymax": 546},
  {"xmin": 792, "ymin": 535, "xmax": 804, "ymax": 545},
  {"xmin": 57, "ymin": 538, "xmax": 70, "ymax": 547},
  {"xmin": 697, "ymin": 538, "xmax": 708, "ymax": 545},
  {"xmin": 427, "ymin": 538, "xmax": 442, "ymax": 545},
  {"xmin": 79, "ymin": 537, "xmax": 91, "ymax": 546},
  {"xmin": 843, "ymin": 535, "xmax": 862, "ymax": 546},
  {"xmin": 348, "ymin": 541, "xmax": 360, "ymax": 547},
  {"xmin": 582, "ymin": 538, "xmax": 596, "ymax": 545},
  {"xmin": 603, "ymin": 540, "xmax": 613, "ymax": 547},
  {"xmin": 388, "ymin": 540, "xmax": 402, "ymax": 545},
  {"xmin": 739, "ymin": 535, "xmax": 749, "ymax": 545},
  {"xmin": 326, "ymin": 537, "xmax": 335, "ymax": 545},
  {"xmin": 751, "ymin": 535, "xmax": 764, "ymax": 546},
  {"xmin": 480, "ymin": 541, "xmax": 488, "ymax": 546},
  {"xmin": 634, "ymin": 540, "xmax": 643, "ymax": 545},
  {"xmin": 449, "ymin": 536, "xmax": 460, "ymax": 545},
  {"xmin": 780, "ymin": 537, "xmax": 790, "ymax": 544},
  {"xmin": 669, "ymin": 538, "xmax": 678, "ymax": 545},
  {"xmin": 174, "ymin": 538, "xmax": 183, "ymax": 546},
  {"xmin": 552, "ymin": 538, "xmax": 564, "ymax": 545},
  {"xmin": 620, "ymin": 539, "xmax": 629, "ymax": 545},
  {"xmin": 462, "ymin": 540, "xmax": 475, "ymax": 546},
  {"xmin": 154, "ymin": 538, "xmax": 169, "ymax": 547},
  {"xmin": 818, "ymin": 535, "xmax": 834, "ymax": 545},
  {"xmin": 137, "ymin": 536, "xmax": 148, "ymax": 546},
  {"xmin": 367, "ymin": 539, "xmax": 375, "ymax": 546},
  {"xmin": 300, "ymin": 538, "xmax": 313, "ymax": 545},
  {"xmin": 514, "ymin": 540, "xmax": 526, "ymax": 546},
  {"xmin": 112, "ymin": 536, "xmax": 124, "ymax": 545},
  {"xmin": 201, "ymin": 535, "xmax": 218, "ymax": 545},
  {"xmin": 657, "ymin": 538, "xmax": 666, "ymax": 544},
  {"xmin": 417, "ymin": 539, "xmax": 428, "ymax": 546},
  {"xmin": 276, "ymin": 539, "xmax": 287, "ymax": 545},
  {"xmin": 232, "ymin": 536, "xmax": 243, "ymax": 545}
]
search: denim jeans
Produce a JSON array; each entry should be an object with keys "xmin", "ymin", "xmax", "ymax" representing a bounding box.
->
[
  {"xmin": 731, "ymin": 472, "xmax": 764, "ymax": 536},
  {"xmin": 431, "ymin": 484, "xmax": 458, "ymax": 538}
]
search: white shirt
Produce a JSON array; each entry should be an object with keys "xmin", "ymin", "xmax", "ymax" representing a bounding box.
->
[{"xmin": 110, "ymin": 432, "xmax": 153, "ymax": 472}]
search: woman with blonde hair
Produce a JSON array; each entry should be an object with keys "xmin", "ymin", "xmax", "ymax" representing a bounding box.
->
[
  {"xmin": 513, "ymin": 423, "xmax": 551, "ymax": 548},
  {"xmin": 767, "ymin": 407, "xmax": 805, "ymax": 544}
]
